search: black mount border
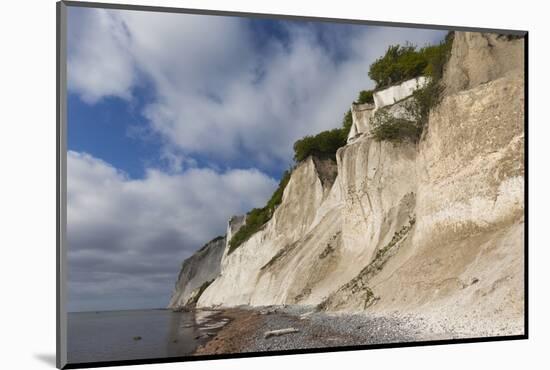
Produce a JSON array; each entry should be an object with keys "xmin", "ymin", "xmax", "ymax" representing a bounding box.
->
[{"xmin": 56, "ymin": 1, "xmax": 529, "ymax": 368}]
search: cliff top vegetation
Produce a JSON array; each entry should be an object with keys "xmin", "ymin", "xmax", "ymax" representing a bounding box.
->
[
  {"xmin": 228, "ymin": 33, "xmax": 454, "ymax": 253},
  {"xmin": 370, "ymin": 32, "xmax": 454, "ymax": 142},
  {"xmin": 369, "ymin": 32, "xmax": 454, "ymax": 89}
]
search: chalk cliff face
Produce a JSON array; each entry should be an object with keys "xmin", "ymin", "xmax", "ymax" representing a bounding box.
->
[
  {"xmin": 347, "ymin": 76, "xmax": 428, "ymax": 143},
  {"xmin": 168, "ymin": 236, "xmax": 226, "ymax": 308},
  {"xmin": 198, "ymin": 157, "xmax": 343, "ymax": 306},
  {"xmin": 321, "ymin": 39, "xmax": 525, "ymax": 335},
  {"xmin": 373, "ymin": 76, "xmax": 429, "ymax": 108},
  {"xmin": 172, "ymin": 32, "xmax": 525, "ymax": 336}
]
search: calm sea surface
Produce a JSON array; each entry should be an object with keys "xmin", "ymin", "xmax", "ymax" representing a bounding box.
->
[{"xmin": 68, "ymin": 309, "xmax": 225, "ymax": 364}]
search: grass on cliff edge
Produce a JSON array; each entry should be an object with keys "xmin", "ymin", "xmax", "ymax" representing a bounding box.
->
[
  {"xmin": 357, "ymin": 90, "xmax": 374, "ymax": 104},
  {"xmin": 368, "ymin": 32, "xmax": 453, "ymax": 90},
  {"xmin": 227, "ymin": 169, "xmax": 292, "ymax": 255},
  {"xmin": 293, "ymin": 87, "xmax": 373, "ymax": 163}
]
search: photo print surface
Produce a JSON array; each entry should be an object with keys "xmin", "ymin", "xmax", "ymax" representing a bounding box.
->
[{"xmin": 59, "ymin": 2, "xmax": 526, "ymax": 368}]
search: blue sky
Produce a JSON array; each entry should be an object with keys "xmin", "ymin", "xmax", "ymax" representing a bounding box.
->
[
  {"xmin": 66, "ymin": 6, "xmax": 445, "ymax": 312},
  {"xmin": 68, "ymin": 87, "xmax": 158, "ymax": 179}
]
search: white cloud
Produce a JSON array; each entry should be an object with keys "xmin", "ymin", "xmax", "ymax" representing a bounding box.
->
[
  {"xmin": 68, "ymin": 8, "xmax": 446, "ymax": 170},
  {"xmin": 67, "ymin": 151, "xmax": 277, "ymax": 311},
  {"xmin": 67, "ymin": 8, "xmax": 136, "ymax": 103}
]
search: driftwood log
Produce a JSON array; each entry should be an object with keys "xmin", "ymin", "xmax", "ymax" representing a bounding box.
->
[{"xmin": 264, "ymin": 328, "xmax": 300, "ymax": 339}]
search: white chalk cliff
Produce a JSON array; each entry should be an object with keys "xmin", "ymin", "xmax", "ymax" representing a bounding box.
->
[
  {"xmin": 347, "ymin": 76, "xmax": 428, "ymax": 143},
  {"xmin": 170, "ymin": 32, "xmax": 525, "ymax": 336},
  {"xmin": 168, "ymin": 236, "xmax": 226, "ymax": 308}
]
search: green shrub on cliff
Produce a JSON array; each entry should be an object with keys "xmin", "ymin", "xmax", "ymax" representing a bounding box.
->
[
  {"xmin": 265, "ymin": 169, "xmax": 292, "ymax": 212},
  {"xmin": 227, "ymin": 207, "xmax": 270, "ymax": 254},
  {"xmin": 370, "ymin": 108, "xmax": 421, "ymax": 142},
  {"xmin": 368, "ymin": 32, "xmax": 454, "ymax": 90},
  {"xmin": 293, "ymin": 88, "xmax": 377, "ymax": 163},
  {"xmin": 292, "ymin": 88, "xmax": 377, "ymax": 162},
  {"xmin": 357, "ymin": 90, "xmax": 374, "ymax": 104},
  {"xmin": 293, "ymin": 128, "xmax": 348, "ymax": 162},
  {"xmin": 342, "ymin": 109, "xmax": 353, "ymax": 136},
  {"xmin": 405, "ymin": 79, "xmax": 444, "ymax": 129},
  {"xmin": 403, "ymin": 32, "xmax": 453, "ymax": 128},
  {"xmin": 370, "ymin": 32, "xmax": 454, "ymax": 141},
  {"xmin": 228, "ymin": 169, "xmax": 292, "ymax": 254},
  {"xmin": 368, "ymin": 44, "xmax": 427, "ymax": 89}
]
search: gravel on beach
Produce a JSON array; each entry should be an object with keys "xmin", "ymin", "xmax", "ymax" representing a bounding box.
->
[{"xmin": 194, "ymin": 305, "xmax": 436, "ymax": 355}]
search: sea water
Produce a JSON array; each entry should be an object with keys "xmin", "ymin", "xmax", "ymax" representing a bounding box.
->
[{"xmin": 67, "ymin": 309, "xmax": 221, "ymax": 364}]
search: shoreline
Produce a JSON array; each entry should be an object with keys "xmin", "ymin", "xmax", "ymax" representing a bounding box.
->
[
  {"xmin": 193, "ymin": 305, "xmax": 419, "ymax": 356},
  {"xmin": 194, "ymin": 305, "xmax": 416, "ymax": 355},
  {"xmin": 192, "ymin": 305, "xmax": 524, "ymax": 356}
]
